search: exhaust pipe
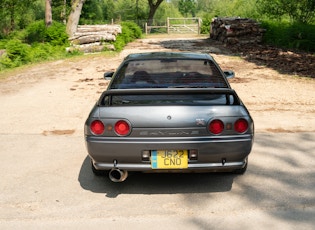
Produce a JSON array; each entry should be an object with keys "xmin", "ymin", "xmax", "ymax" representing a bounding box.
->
[{"xmin": 109, "ymin": 168, "xmax": 128, "ymax": 182}]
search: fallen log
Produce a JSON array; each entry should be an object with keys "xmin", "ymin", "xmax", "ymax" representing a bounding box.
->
[
  {"xmin": 70, "ymin": 31, "xmax": 117, "ymax": 40},
  {"xmin": 66, "ymin": 42, "xmax": 115, "ymax": 53},
  {"xmin": 69, "ymin": 33, "xmax": 116, "ymax": 44},
  {"xmin": 76, "ymin": 25, "xmax": 121, "ymax": 34},
  {"xmin": 67, "ymin": 24, "xmax": 121, "ymax": 53},
  {"xmin": 210, "ymin": 17, "xmax": 265, "ymax": 45}
]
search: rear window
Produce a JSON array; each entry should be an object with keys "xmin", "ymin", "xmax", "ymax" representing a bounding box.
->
[{"xmin": 110, "ymin": 59, "xmax": 228, "ymax": 89}]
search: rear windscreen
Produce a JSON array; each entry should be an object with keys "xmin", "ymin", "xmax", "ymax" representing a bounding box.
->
[{"xmin": 110, "ymin": 59, "xmax": 228, "ymax": 89}]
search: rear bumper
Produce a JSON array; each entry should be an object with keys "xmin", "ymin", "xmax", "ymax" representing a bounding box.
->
[
  {"xmin": 85, "ymin": 134, "xmax": 253, "ymax": 172},
  {"xmin": 93, "ymin": 160, "xmax": 247, "ymax": 172}
]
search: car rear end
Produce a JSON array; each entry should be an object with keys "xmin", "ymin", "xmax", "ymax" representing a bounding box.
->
[{"xmin": 84, "ymin": 88, "xmax": 254, "ymax": 175}]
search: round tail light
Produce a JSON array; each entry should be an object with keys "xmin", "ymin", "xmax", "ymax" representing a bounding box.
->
[
  {"xmin": 234, "ymin": 119, "xmax": 248, "ymax": 133},
  {"xmin": 114, "ymin": 120, "xmax": 131, "ymax": 136},
  {"xmin": 209, "ymin": 119, "xmax": 224, "ymax": 135},
  {"xmin": 90, "ymin": 120, "xmax": 105, "ymax": 135}
]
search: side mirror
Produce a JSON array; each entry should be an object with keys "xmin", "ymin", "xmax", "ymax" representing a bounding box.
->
[
  {"xmin": 224, "ymin": 70, "xmax": 235, "ymax": 79},
  {"xmin": 104, "ymin": 71, "xmax": 114, "ymax": 80}
]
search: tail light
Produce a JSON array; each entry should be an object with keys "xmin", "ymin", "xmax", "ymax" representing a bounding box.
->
[
  {"xmin": 90, "ymin": 120, "xmax": 105, "ymax": 135},
  {"xmin": 209, "ymin": 119, "xmax": 224, "ymax": 135},
  {"xmin": 234, "ymin": 119, "xmax": 248, "ymax": 133},
  {"xmin": 114, "ymin": 120, "xmax": 131, "ymax": 136}
]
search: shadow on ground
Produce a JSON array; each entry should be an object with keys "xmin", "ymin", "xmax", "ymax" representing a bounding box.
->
[
  {"xmin": 78, "ymin": 156, "xmax": 236, "ymax": 198},
  {"xmin": 156, "ymin": 37, "xmax": 315, "ymax": 78}
]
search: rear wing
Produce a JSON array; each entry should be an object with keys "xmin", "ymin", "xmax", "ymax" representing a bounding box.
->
[{"xmin": 99, "ymin": 88, "xmax": 242, "ymax": 106}]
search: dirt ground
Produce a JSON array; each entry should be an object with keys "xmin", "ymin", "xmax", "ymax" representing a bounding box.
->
[{"xmin": 0, "ymin": 35, "xmax": 314, "ymax": 133}]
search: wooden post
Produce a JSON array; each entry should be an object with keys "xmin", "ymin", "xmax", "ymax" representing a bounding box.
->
[
  {"xmin": 167, "ymin": 17, "xmax": 170, "ymax": 34},
  {"xmin": 145, "ymin": 23, "xmax": 148, "ymax": 35}
]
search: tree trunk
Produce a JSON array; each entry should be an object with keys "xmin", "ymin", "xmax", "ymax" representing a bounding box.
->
[
  {"xmin": 61, "ymin": 0, "xmax": 67, "ymax": 24},
  {"xmin": 7, "ymin": 1, "xmax": 16, "ymax": 32},
  {"xmin": 66, "ymin": 0, "xmax": 86, "ymax": 37},
  {"xmin": 45, "ymin": 0, "xmax": 52, "ymax": 27},
  {"xmin": 148, "ymin": 0, "xmax": 164, "ymax": 26}
]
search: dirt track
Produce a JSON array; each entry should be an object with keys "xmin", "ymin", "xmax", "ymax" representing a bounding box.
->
[{"xmin": 0, "ymin": 35, "xmax": 314, "ymax": 134}]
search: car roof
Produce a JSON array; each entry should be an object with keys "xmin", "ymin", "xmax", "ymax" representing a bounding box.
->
[{"xmin": 124, "ymin": 52, "xmax": 214, "ymax": 61}]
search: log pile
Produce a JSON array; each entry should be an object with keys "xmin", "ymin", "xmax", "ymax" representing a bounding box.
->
[
  {"xmin": 67, "ymin": 24, "xmax": 121, "ymax": 53},
  {"xmin": 210, "ymin": 17, "xmax": 265, "ymax": 45}
]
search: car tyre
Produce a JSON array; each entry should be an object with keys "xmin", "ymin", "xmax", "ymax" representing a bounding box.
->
[{"xmin": 91, "ymin": 160, "xmax": 108, "ymax": 176}]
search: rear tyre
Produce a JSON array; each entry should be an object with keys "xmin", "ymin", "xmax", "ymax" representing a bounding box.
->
[
  {"xmin": 233, "ymin": 158, "xmax": 248, "ymax": 175},
  {"xmin": 91, "ymin": 160, "xmax": 108, "ymax": 176}
]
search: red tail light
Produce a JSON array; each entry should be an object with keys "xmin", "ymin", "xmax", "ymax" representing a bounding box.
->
[
  {"xmin": 90, "ymin": 120, "xmax": 105, "ymax": 135},
  {"xmin": 209, "ymin": 119, "xmax": 224, "ymax": 135},
  {"xmin": 114, "ymin": 120, "xmax": 131, "ymax": 136},
  {"xmin": 234, "ymin": 119, "xmax": 248, "ymax": 133}
]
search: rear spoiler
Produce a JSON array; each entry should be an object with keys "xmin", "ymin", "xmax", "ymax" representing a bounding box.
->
[
  {"xmin": 98, "ymin": 88, "xmax": 242, "ymax": 106},
  {"xmin": 102, "ymin": 88, "xmax": 236, "ymax": 95}
]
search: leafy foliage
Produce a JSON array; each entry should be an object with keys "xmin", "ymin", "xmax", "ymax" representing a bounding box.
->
[
  {"xmin": 113, "ymin": 22, "xmax": 142, "ymax": 51},
  {"xmin": 200, "ymin": 16, "xmax": 212, "ymax": 34},
  {"xmin": 261, "ymin": 20, "xmax": 315, "ymax": 52},
  {"xmin": 257, "ymin": 0, "xmax": 315, "ymax": 24},
  {"xmin": 0, "ymin": 39, "xmax": 32, "ymax": 69},
  {"xmin": 178, "ymin": 0, "xmax": 197, "ymax": 17},
  {"xmin": 24, "ymin": 21, "xmax": 69, "ymax": 46},
  {"xmin": 80, "ymin": 0, "xmax": 105, "ymax": 24},
  {"xmin": 0, "ymin": 0, "xmax": 42, "ymax": 36},
  {"xmin": 0, "ymin": 20, "xmax": 71, "ymax": 71},
  {"xmin": 24, "ymin": 21, "xmax": 46, "ymax": 43}
]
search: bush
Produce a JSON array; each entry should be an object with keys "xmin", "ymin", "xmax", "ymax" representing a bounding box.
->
[
  {"xmin": 0, "ymin": 21, "xmax": 72, "ymax": 71},
  {"xmin": 113, "ymin": 21, "xmax": 142, "ymax": 51},
  {"xmin": 24, "ymin": 21, "xmax": 46, "ymax": 43},
  {"xmin": 201, "ymin": 16, "xmax": 212, "ymax": 34},
  {"xmin": 261, "ymin": 20, "xmax": 315, "ymax": 52},
  {"xmin": 1, "ymin": 21, "xmax": 141, "ymax": 71},
  {"xmin": 24, "ymin": 20, "xmax": 69, "ymax": 46},
  {"xmin": 45, "ymin": 22, "xmax": 69, "ymax": 46},
  {"xmin": 2, "ymin": 39, "xmax": 32, "ymax": 68}
]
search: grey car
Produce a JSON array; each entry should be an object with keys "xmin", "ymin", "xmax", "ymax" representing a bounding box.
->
[{"xmin": 84, "ymin": 52, "xmax": 254, "ymax": 182}]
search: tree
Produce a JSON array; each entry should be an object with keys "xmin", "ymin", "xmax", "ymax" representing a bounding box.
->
[
  {"xmin": 0, "ymin": 0, "xmax": 35, "ymax": 32},
  {"xmin": 178, "ymin": 0, "xmax": 196, "ymax": 17},
  {"xmin": 80, "ymin": 0, "xmax": 104, "ymax": 24},
  {"xmin": 45, "ymin": 0, "xmax": 52, "ymax": 27},
  {"xmin": 148, "ymin": 0, "xmax": 164, "ymax": 25},
  {"xmin": 66, "ymin": 0, "xmax": 86, "ymax": 36},
  {"xmin": 257, "ymin": 0, "xmax": 315, "ymax": 24},
  {"xmin": 102, "ymin": 0, "xmax": 115, "ymax": 21},
  {"xmin": 61, "ymin": 0, "xmax": 68, "ymax": 24}
]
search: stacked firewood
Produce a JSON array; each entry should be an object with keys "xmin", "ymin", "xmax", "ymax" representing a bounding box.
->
[
  {"xmin": 210, "ymin": 17, "xmax": 265, "ymax": 45},
  {"xmin": 67, "ymin": 24, "xmax": 122, "ymax": 53}
]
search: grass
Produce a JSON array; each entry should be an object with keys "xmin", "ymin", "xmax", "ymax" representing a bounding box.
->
[{"xmin": 0, "ymin": 51, "xmax": 119, "ymax": 81}]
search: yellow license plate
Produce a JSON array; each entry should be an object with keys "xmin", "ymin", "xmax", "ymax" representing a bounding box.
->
[{"xmin": 151, "ymin": 150, "xmax": 188, "ymax": 169}]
